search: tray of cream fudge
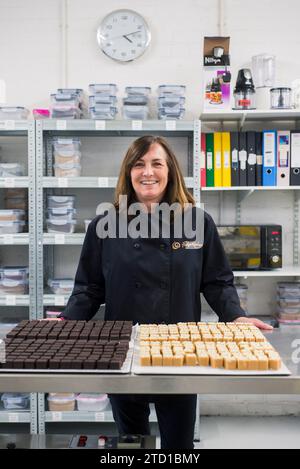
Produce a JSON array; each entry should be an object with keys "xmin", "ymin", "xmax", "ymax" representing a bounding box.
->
[
  {"xmin": 132, "ymin": 322, "xmax": 291, "ymax": 375},
  {"xmin": 0, "ymin": 320, "xmax": 135, "ymax": 373}
]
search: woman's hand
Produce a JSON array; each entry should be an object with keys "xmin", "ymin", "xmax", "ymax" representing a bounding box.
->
[{"xmin": 233, "ymin": 316, "xmax": 273, "ymax": 330}]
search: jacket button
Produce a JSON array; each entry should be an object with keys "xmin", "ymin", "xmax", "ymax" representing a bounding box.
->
[
  {"xmin": 133, "ymin": 243, "xmax": 140, "ymax": 249},
  {"xmin": 135, "ymin": 282, "xmax": 142, "ymax": 288}
]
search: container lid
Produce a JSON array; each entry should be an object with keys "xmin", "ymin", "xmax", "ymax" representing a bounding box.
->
[
  {"xmin": 0, "ymin": 107, "xmax": 28, "ymax": 111},
  {"xmin": 48, "ymin": 278, "xmax": 74, "ymax": 288},
  {"xmin": 270, "ymin": 87, "xmax": 292, "ymax": 92},
  {"xmin": 1, "ymin": 393, "xmax": 30, "ymax": 401},
  {"xmin": 0, "ymin": 278, "xmax": 27, "ymax": 287},
  {"xmin": 48, "ymin": 195, "xmax": 76, "ymax": 202},
  {"xmin": 53, "ymin": 162, "xmax": 81, "ymax": 170},
  {"xmin": 46, "ymin": 218, "xmax": 76, "ymax": 225},
  {"xmin": 0, "ymin": 220, "xmax": 25, "ymax": 226},
  {"xmin": 0, "ymin": 163, "xmax": 24, "ymax": 169},
  {"xmin": 33, "ymin": 109, "xmax": 50, "ymax": 116},
  {"xmin": 1, "ymin": 266, "xmax": 29, "ymax": 275},
  {"xmin": 48, "ymin": 208, "xmax": 77, "ymax": 215},
  {"xmin": 53, "ymin": 137, "xmax": 81, "ymax": 145},
  {"xmin": 47, "ymin": 393, "xmax": 75, "ymax": 402},
  {"xmin": 0, "ymin": 209, "xmax": 25, "ymax": 215},
  {"xmin": 76, "ymin": 393, "xmax": 108, "ymax": 401}
]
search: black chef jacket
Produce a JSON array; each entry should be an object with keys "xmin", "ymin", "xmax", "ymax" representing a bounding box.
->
[{"xmin": 63, "ymin": 208, "xmax": 245, "ymax": 324}]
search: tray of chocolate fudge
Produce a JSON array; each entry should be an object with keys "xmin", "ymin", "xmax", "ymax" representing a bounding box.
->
[{"xmin": 0, "ymin": 320, "xmax": 135, "ymax": 373}]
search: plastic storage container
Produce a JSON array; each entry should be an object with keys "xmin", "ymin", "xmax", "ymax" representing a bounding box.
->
[
  {"xmin": 0, "ymin": 210, "xmax": 25, "ymax": 221},
  {"xmin": 158, "ymin": 96, "xmax": 185, "ymax": 109},
  {"xmin": 54, "ymin": 152, "xmax": 81, "ymax": 165},
  {"xmin": 46, "ymin": 218, "xmax": 76, "ymax": 234},
  {"xmin": 53, "ymin": 138, "xmax": 81, "ymax": 152},
  {"xmin": 123, "ymin": 105, "xmax": 149, "ymax": 120},
  {"xmin": 76, "ymin": 393, "xmax": 109, "ymax": 412},
  {"xmin": 158, "ymin": 85, "xmax": 186, "ymax": 96},
  {"xmin": 88, "ymin": 84, "xmax": 117, "ymax": 95},
  {"xmin": 0, "ymin": 163, "xmax": 25, "ymax": 177},
  {"xmin": 47, "ymin": 393, "xmax": 76, "ymax": 411},
  {"xmin": 125, "ymin": 86, "xmax": 151, "ymax": 96},
  {"xmin": 1, "ymin": 393, "xmax": 30, "ymax": 410},
  {"xmin": 277, "ymin": 282, "xmax": 300, "ymax": 298},
  {"xmin": 48, "ymin": 278, "xmax": 74, "ymax": 295},
  {"xmin": 47, "ymin": 208, "xmax": 77, "ymax": 221},
  {"xmin": 53, "ymin": 163, "xmax": 82, "ymax": 177},
  {"xmin": 0, "ymin": 107, "xmax": 29, "ymax": 119},
  {"xmin": 33, "ymin": 109, "xmax": 50, "ymax": 119},
  {"xmin": 89, "ymin": 95, "xmax": 117, "ymax": 106},
  {"xmin": 270, "ymin": 87, "xmax": 292, "ymax": 109},
  {"xmin": 47, "ymin": 195, "xmax": 76, "ymax": 209},
  {"xmin": 45, "ymin": 310, "xmax": 62, "ymax": 319},
  {"xmin": 0, "ymin": 278, "xmax": 28, "ymax": 295},
  {"xmin": 0, "ymin": 266, "xmax": 29, "ymax": 281},
  {"xmin": 0, "ymin": 220, "xmax": 25, "ymax": 234},
  {"xmin": 89, "ymin": 106, "xmax": 117, "ymax": 120}
]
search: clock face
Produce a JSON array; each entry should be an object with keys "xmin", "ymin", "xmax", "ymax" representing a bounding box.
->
[{"xmin": 97, "ymin": 9, "xmax": 151, "ymax": 62}]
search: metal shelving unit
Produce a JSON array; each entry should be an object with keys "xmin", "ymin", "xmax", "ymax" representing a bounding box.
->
[
  {"xmin": 0, "ymin": 120, "xmax": 37, "ymax": 433},
  {"xmin": 35, "ymin": 118, "xmax": 201, "ymax": 435}
]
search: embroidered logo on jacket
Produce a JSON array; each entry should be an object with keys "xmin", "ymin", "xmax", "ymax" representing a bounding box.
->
[{"xmin": 172, "ymin": 241, "xmax": 203, "ymax": 250}]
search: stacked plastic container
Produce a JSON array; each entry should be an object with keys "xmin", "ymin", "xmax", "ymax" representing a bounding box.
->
[
  {"xmin": 123, "ymin": 86, "xmax": 151, "ymax": 120},
  {"xmin": 46, "ymin": 195, "xmax": 77, "ymax": 234},
  {"xmin": 48, "ymin": 278, "xmax": 74, "ymax": 295},
  {"xmin": 0, "ymin": 163, "xmax": 24, "ymax": 177},
  {"xmin": 158, "ymin": 85, "xmax": 186, "ymax": 120},
  {"xmin": 0, "ymin": 209, "xmax": 25, "ymax": 234},
  {"xmin": 277, "ymin": 282, "xmax": 300, "ymax": 325},
  {"xmin": 50, "ymin": 88, "xmax": 86, "ymax": 119},
  {"xmin": 1, "ymin": 393, "xmax": 30, "ymax": 410},
  {"xmin": 53, "ymin": 137, "xmax": 82, "ymax": 178},
  {"xmin": 0, "ymin": 266, "xmax": 29, "ymax": 295},
  {"xmin": 88, "ymin": 83, "xmax": 117, "ymax": 120},
  {"xmin": 0, "ymin": 107, "xmax": 29, "ymax": 120}
]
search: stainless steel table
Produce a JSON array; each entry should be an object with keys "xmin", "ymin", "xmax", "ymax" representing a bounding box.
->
[{"xmin": 0, "ymin": 328, "xmax": 299, "ymax": 395}]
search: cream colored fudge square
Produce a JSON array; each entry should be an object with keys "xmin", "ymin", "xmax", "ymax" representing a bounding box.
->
[
  {"xmin": 209, "ymin": 355, "xmax": 223, "ymax": 368},
  {"xmin": 197, "ymin": 353, "xmax": 209, "ymax": 367},
  {"xmin": 268, "ymin": 354, "xmax": 281, "ymax": 370},
  {"xmin": 185, "ymin": 353, "xmax": 197, "ymax": 366},
  {"xmin": 224, "ymin": 357, "xmax": 237, "ymax": 370},
  {"xmin": 237, "ymin": 357, "xmax": 248, "ymax": 370},
  {"xmin": 172, "ymin": 355, "xmax": 184, "ymax": 366},
  {"xmin": 162, "ymin": 354, "xmax": 173, "ymax": 366},
  {"xmin": 140, "ymin": 354, "xmax": 151, "ymax": 366},
  {"xmin": 151, "ymin": 354, "xmax": 163, "ymax": 366}
]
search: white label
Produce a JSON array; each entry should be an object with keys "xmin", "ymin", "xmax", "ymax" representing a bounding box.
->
[
  {"xmin": 224, "ymin": 151, "xmax": 230, "ymax": 168},
  {"xmin": 232, "ymin": 149, "xmax": 238, "ymax": 163},
  {"xmin": 54, "ymin": 296, "xmax": 65, "ymax": 306},
  {"xmin": 95, "ymin": 120, "xmax": 106, "ymax": 130},
  {"xmin": 4, "ymin": 178, "xmax": 15, "ymax": 188},
  {"xmin": 52, "ymin": 412, "xmax": 62, "ymax": 421},
  {"xmin": 215, "ymin": 151, "xmax": 221, "ymax": 169},
  {"xmin": 95, "ymin": 412, "xmax": 105, "ymax": 422},
  {"xmin": 54, "ymin": 234, "xmax": 65, "ymax": 244},
  {"xmin": 239, "ymin": 150, "xmax": 247, "ymax": 170},
  {"xmin": 6, "ymin": 296, "xmax": 16, "ymax": 306},
  {"xmin": 263, "ymin": 132, "xmax": 275, "ymax": 167},
  {"xmin": 5, "ymin": 120, "xmax": 15, "ymax": 130},
  {"xmin": 8, "ymin": 413, "xmax": 19, "ymax": 423},
  {"xmin": 248, "ymin": 152, "xmax": 257, "ymax": 165},
  {"xmin": 98, "ymin": 177, "xmax": 109, "ymax": 187},
  {"xmin": 207, "ymin": 152, "xmax": 213, "ymax": 170},
  {"xmin": 58, "ymin": 178, "xmax": 68, "ymax": 187},
  {"xmin": 200, "ymin": 151, "xmax": 206, "ymax": 169},
  {"xmin": 291, "ymin": 133, "xmax": 300, "ymax": 168},
  {"xmin": 3, "ymin": 235, "xmax": 14, "ymax": 244},
  {"xmin": 165, "ymin": 120, "xmax": 176, "ymax": 131},
  {"xmin": 132, "ymin": 120, "xmax": 142, "ymax": 130},
  {"xmin": 56, "ymin": 120, "xmax": 67, "ymax": 130}
]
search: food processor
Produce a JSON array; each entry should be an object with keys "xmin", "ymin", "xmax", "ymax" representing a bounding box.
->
[{"xmin": 233, "ymin": 69, "xmax": 256, "ymax": 109}]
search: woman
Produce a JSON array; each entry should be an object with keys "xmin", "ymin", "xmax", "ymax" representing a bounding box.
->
[{"xmin": 62, "ymin": 135, "xmax": 272, "ymax": 449}]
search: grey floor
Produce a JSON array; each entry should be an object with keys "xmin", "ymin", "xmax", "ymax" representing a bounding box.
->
[{"xmin": 192, "ymin": 416, "xmax": 300, "ymax": 449}]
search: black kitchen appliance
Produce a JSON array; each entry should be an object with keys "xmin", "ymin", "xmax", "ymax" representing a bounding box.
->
[
  {"xmin": 233, "ymin": 68, "xmax": 256, "ymax": 109},
  {"xmin": 217, "ymin": 225, "xmax": 282, "ymax": 270}
]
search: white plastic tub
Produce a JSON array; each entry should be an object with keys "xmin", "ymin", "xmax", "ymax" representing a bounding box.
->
[
  {"xmin": 76, "ymin": 393, "xmax": 109, "ymax": 412},
  {"xmin": 47, "ymin": 393, "xmax": 76, "ymax": 411}
]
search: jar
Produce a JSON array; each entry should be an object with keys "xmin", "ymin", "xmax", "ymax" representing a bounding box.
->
[{"xmin": 270, "ymin": 87, "xmax": 292, "ymax": 109}]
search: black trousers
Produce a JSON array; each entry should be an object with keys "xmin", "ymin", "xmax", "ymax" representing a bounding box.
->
[{"xmin": 109, "ymin": 394, "xmax": 197, "ymax": 449}]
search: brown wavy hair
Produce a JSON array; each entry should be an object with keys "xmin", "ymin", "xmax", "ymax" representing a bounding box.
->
[{"xmin": 114, "ymin": 135, "xmax": 195, "ymax": 209}]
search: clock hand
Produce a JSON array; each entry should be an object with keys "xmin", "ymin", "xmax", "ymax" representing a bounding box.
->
[
  {"xmin": 124, "ymin": 30, "xmax": 140, "ymax": 36},
  {"xmin": 123, "ymin": 35, "xmax": 133, "ymax": 43}
]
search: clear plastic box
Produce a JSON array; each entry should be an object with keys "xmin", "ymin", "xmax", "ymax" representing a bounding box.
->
[
  {"xmin": 89, "ymin": 106, "xmax": 117, "ymax": 120},
  {"xmin": 123, "ymin": 96, "xmax": 148, "ymax": 105},
  {"xmin": 46, "ymin": 218, "xmax": 76, "ymax": 234},
  {"xmin": 45, "ymin": 310, "xmax": 61, "ymax": 319},
  {"xmin": 277, "ymin": 282, "xmax": 300, "ymax": 297},
  {"xmin": 89, "ymin": 95, "xmax": 117, "ymax": 106},
  {"xmin": 47, "ymin": 208, "xmax": 77, "ymax": 221},
  {"xmin": 33, "ymin": 109, "xmax": 50, "ymax": 119},
  {"xmin": 0, "ymin": 210, "xmax": 25, "ymax": 221},
  {"xmin": 54, "ymin": 152, "xmax": 81, "ymax": 165},
  {"xmin": 0, "ymin": 220, "xmax": 25, "ymax": 234},
  {"xmin": 48, "ymin": 278, "xmax": 74, "ymax": 295},
  {"xmin": 158, "ymin": 96, "xmax": 185, "ymax": 108},
  {"xmin": 53, "ymin": 138, "xmax": 81, "ymax": 152},
  {"xmin": 51, "ymin": 107, "xmax": 82, "ymax": 119},
  {"xmin": 125, "ymin": 86, "xmax": 151, "ymax": 96},
  {"xmin": 76, "ymin": 393, "xmax": 109, "ymax": 412},
  {"xmin": 0, "ymin": 107, "xmax": 29, "ymax": 120},
  {"xmin": 51, "ymin": 93, "xmax": 80, "ymax": 106},
  {"xmin": 158, "ymin": 85, "xmax": 186, "ymax": 96},
  {"xmin": 158, "ymin": 108, "xmax": 185, "ymax": 120},
  {"xmin": 53, "ymin": 164, "xmax": 82, "ymax": 178},
  {"xmin": 47, "ymin": 195, "xmax": 76, "ymax": 209},
  {"xmin": 123, "ymin": 105, "xmax": 149, "ymax": 120},
  {"xmin": 47, "ymin": 393, "xmax": 76, "ymax": 411},
  {"xmin": 278, "ymin": 297, "xmax": 300, "ymax": 308},
  {"xmin": 88, "ymin": 84, "xmax": 117, "ymax": 95},
  {"xmin": 1, "ymin": 393, "xmax": 30, "ymax": 410},
  {"xmin": 0, "ymin": 163, "xmax": 25, "ymax": 177},
  {"xmin": 0, "ymin": 266, "xmax": 29, "ymax": 281},
  {"xmin": 0, "ymin": 278, "xmax": 28, "ymax": 295}
]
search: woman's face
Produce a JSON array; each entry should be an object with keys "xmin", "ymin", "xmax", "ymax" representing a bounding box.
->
[{"xmin": 130, "ymin": 143, "xmax": 169, "ymax": 207}]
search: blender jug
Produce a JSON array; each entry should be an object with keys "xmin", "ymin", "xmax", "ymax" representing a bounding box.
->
[{"xmin": 251, "ymin": 54, "xmax": 275, "ymax": 109}]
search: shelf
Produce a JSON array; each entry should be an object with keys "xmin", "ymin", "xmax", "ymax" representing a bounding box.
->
[
  {"xmin": 0, "ymin": 177, "xmax": 29, "ymax": 188},
  {"xmin": 0, "ymin": 295, "xmax": 29, "ymax": 306},
  {"xmin": 233, "ymin": 266, "xmax": 300, "ymax": 277},
  {"xmin": 43, "ymin": 233, "xmax": 85, "ymax": 245},
  {"xmin": 43, "ymin": 294, "xmax": 70, "ymax": 306},
  {"xmin": 200, "ymin": 109, "xmax": 300, "ymax": 122},
  {"xmin": 43, "ymin": 176, "xmax": 194, "ymax": 189},
  {"xmin": 202, "ymin": 186, "xmax": 300, "ymax": 191},
  {"xmin": 44, "ymin": 409, "xmax": 157, "ymax": 423},
  {"xmin": 0, "ymin": 234, "xmax": 29, "ymax": 245},
  {"xmin": 0, "ymin": 120, "xmax": 31, "ymax": 133},
  {"xmin": 41, "ymin": 119, "xmax": 196, "ymax": 132},
  {"xmin": 0, "ymin": 410, "xmax": 31, "ymax": 423}
]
